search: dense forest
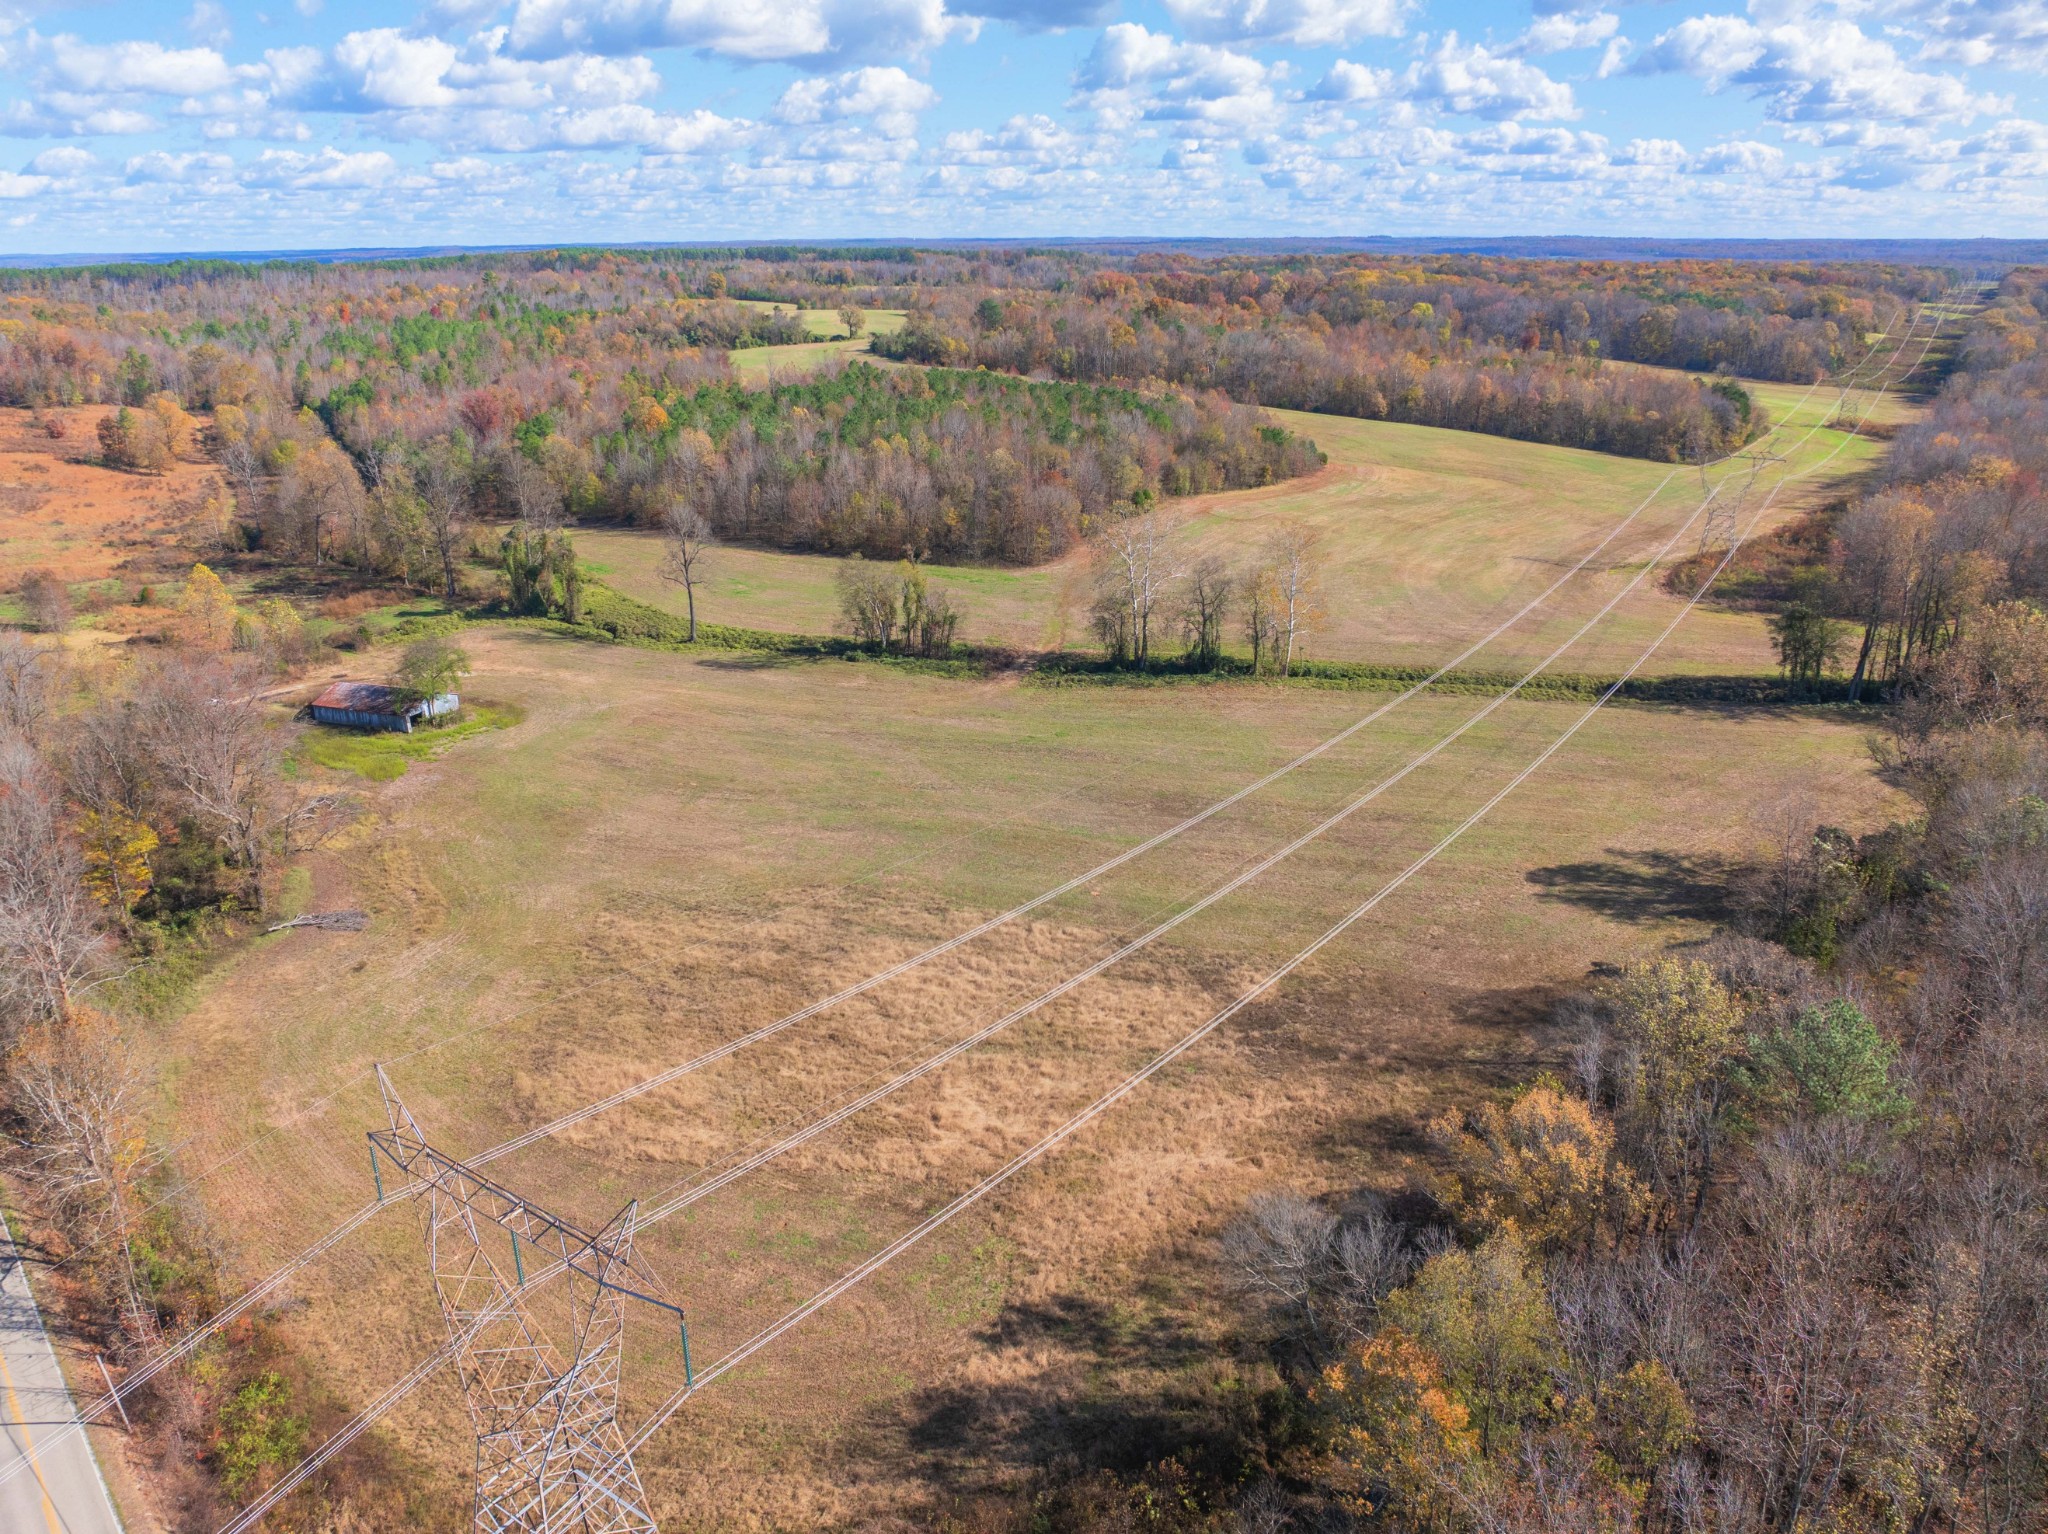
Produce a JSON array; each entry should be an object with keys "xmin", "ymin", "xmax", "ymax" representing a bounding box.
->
[
  {"xmin": 612, "ymin": 365, "xmax": 1322, "ymax": 561},
  {"xmin": 865, "ymin": 258, "xmax": 1942, "ymax": 460}
]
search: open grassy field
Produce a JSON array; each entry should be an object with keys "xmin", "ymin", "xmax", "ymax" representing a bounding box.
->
[
  {"xmin": 142, "ymin": 519, "xmax": 1906, "ymax": 1528},
  {"xmin": 727, "ymin": 303, "xmax": 908, "ymax": 380},
  {"xmin": 578, "ymin": 357, "xmax": 1903, "ymax": 678}
]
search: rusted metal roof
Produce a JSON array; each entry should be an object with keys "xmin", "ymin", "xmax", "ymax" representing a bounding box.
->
[{"xmin": 310, "ymin": 681, "xmax": 410, "ymax": 716}]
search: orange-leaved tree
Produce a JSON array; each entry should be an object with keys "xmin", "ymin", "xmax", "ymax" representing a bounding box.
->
[{"xmin": 1317, "ymin": 1329, "xmax": 1479, "ymax": 1529}]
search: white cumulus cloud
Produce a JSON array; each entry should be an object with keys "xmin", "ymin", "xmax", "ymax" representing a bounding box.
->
[
  {"xmin": 246, "ymin": 145, "xmax": 396, "ymax": 187},
  {"xmin": 1162, "ymin": 0, "xmax": 1411, "ymax": 49},
  {"xmin": 1513, "ymin": 10, "xmax": 1618, "ymax": 55},
  {"xmin": 1307, "ymin": 57, "xmax": 1394, "ymax": 101},
  {"xmin": 1632, "ymin": 14, "xmax": 2004, "ymax": 124},
  {"xmin": 24, "ymin": 144, "xmax": 94, "ymax": 174},
  {"xmin": 44, "ymin": 36, "xmax": 240, "ymax": 95},
  {"xmin": 1072, "ymin": 23, "xmax": 1282, "ymax": 132},
  {"xmin": 1403, "ymin": 34, "xmax": 1578, "ymax": 120},
  {"xmin": 775, "ymin": 65, "xmax": 937, "ymax": 137}
]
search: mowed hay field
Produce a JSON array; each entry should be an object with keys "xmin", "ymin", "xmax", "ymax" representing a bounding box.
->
[
  {"xmin": 150, "ymin": 522, "xmax": 1905, "ymax": 1531},
  {"xmin": 578, "ymin": 359, "xmax": 1904, "ymax": 678}
]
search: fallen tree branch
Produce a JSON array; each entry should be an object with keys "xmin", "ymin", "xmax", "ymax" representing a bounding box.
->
[{"xmin": 264, "ymin": 910, "xmax": 369, "ymax": 934}]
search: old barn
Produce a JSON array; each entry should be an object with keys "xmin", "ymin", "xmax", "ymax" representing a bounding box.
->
[{"xmin": 309, "ymin": 681, "xmax": 458, "ymax": 734}]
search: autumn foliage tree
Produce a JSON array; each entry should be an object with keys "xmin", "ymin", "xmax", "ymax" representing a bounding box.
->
[
  {"xmin": 1427, "ymin": 1083, "xmax": 1646, "ymax": 1253},
  {"xmin": 178, "ymin": 562, "xmax": 238, "ymax": 651},
  {"xmin": 1318, "ymin": 1330, "xmax": 1479, "ymax": 1527},
  {"xmin": 96, "ymin": 405, "xmax": 171, "ymax": 472}
]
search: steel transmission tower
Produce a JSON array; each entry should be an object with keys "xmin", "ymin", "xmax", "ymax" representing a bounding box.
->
[
  {"xmin": 369, "ymin": 1068, "xmax": 692, "ymax": 1533},
  {"xmin": 1697, "ymin": 448, "xmax": 1778, "ymax": 558}
]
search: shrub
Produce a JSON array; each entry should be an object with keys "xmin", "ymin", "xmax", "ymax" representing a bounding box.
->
[{"xmin": 214, "ymin": 1371, "xmax": 308, "ymax": 1499}]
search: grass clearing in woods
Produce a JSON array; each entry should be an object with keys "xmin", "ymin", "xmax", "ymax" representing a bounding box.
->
[{"xmin": 726, "ymin": 305, "xmax": 909, "ymax": 380}]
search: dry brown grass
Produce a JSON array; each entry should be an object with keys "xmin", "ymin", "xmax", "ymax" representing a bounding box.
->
[{"xmin": 0, "ymin": 406, "xmax": 220, "ymax": 590}]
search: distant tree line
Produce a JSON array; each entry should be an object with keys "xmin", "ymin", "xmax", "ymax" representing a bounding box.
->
[{"xmin": 874, "ymin": 291, "xmax": 1778, "ymax": 463}]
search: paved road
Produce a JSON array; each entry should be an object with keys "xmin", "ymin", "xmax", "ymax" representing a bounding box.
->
[{"xmin": 0, "ymin": 1212, "xmax": 124, "ymax": 1534}]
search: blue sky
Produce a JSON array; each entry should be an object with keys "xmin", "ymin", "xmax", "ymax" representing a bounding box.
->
[{"xmin": 0, "ymin": 0, "xmax": 2042, "ymax": 250}]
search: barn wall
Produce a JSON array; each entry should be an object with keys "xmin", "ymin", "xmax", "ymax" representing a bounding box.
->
[{"xmin": 311, "ymin": 706, "xmax": 412, "ymax": 733}]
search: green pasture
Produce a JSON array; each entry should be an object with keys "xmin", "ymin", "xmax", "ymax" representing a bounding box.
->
[{"xmin": 293, "ymin": 702, "xmax": 524, "ymax": 780}]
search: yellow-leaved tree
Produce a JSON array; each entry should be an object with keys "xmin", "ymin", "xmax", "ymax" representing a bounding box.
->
[
  {"xmin": 179, "ymin": 561, "xmax": 238, "ymax": 650},
  {"xmin": 76, "ymin": 808, "xmax": 157, "ymax": 913},
  {"xmin": 1608, "ymin": 958, "xmax": 1746, "ymax": 1225},
  {"xmin": 1317, "ymin": 1330, "xmax": 1479, "ymax": 1528},
  {"xmin": 1427, "ymin": 1083, "xmax": 1647, "ymax": 1253},
  {"xmin": 1380, "ymin": 1231, "xmax": 1562, "ymax": 1456},
  {"xmin": 10, "ymin": 1007, "xmax": 161, "ymax": 1333}
]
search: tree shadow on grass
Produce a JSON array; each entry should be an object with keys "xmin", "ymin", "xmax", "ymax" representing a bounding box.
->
[
  {"xmin": 863, "ymin": 1289, "xmax": 1255, "ymax": 1496},
  {"xmin": 1525, "ymin": 847, "xmax": 1735, "ymax": 924},
  {"xmin": 691, "ymin": 651, "xmax": 809, "ymax": 671}
]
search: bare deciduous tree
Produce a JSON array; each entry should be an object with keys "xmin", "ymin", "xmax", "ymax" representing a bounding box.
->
[
  {"xmin": 0, "ymin": 632, "xmax": 51, "ymax": 743},
  {"xmin": 130, "ymin": 655, "xmax": 336, "ymax": 884},
  {"xmin": 12, "ymin": 1008, "xmax": 162, "ymax": 1333},
  {"xmin": 1092, "ymin": 511, "xmax": 1182, "ymax": 667},
  {"xmin": 57, "ymin": 692, "xmax": 154, "ymax": 826},
  {"xmin": 1332, "ymin": 1205, "xmax": 1418, "ymax": 1338},
  {"xmin": 18, "ymin": 569, "xmax": 71, "ymax": 634},
  {"xmin": 217, "ymin": 421, "xmax": 263, "ymax": 516},
  {"xmin": 0, "ymin": 735, "xmax": 109, "ymax": 1035},
  {"xmin": 414, "ymin": 438, "xmax": 474, "ymax": 601},
  {"xmin": 1179, "ymin": 553, "xmax": 1233, "ymax": 671},
  {"xmin": 1241, "ymin": 565, "xmax": 1278, "ymax": 675},
  {"xmin": 1222, "ymin": 1191, "xmax": 1338, "ymax": 1350},
  {"xmin": 1264, "ymin": 523, "xmax": 1327, "ymax": 678},
  {"xmin": 659, "ymin": 502, "xmax": 716, "ymax": 643},
  {"xmin": 508, "ymin": 452, "xmax": 565, "ymax": 535}
]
